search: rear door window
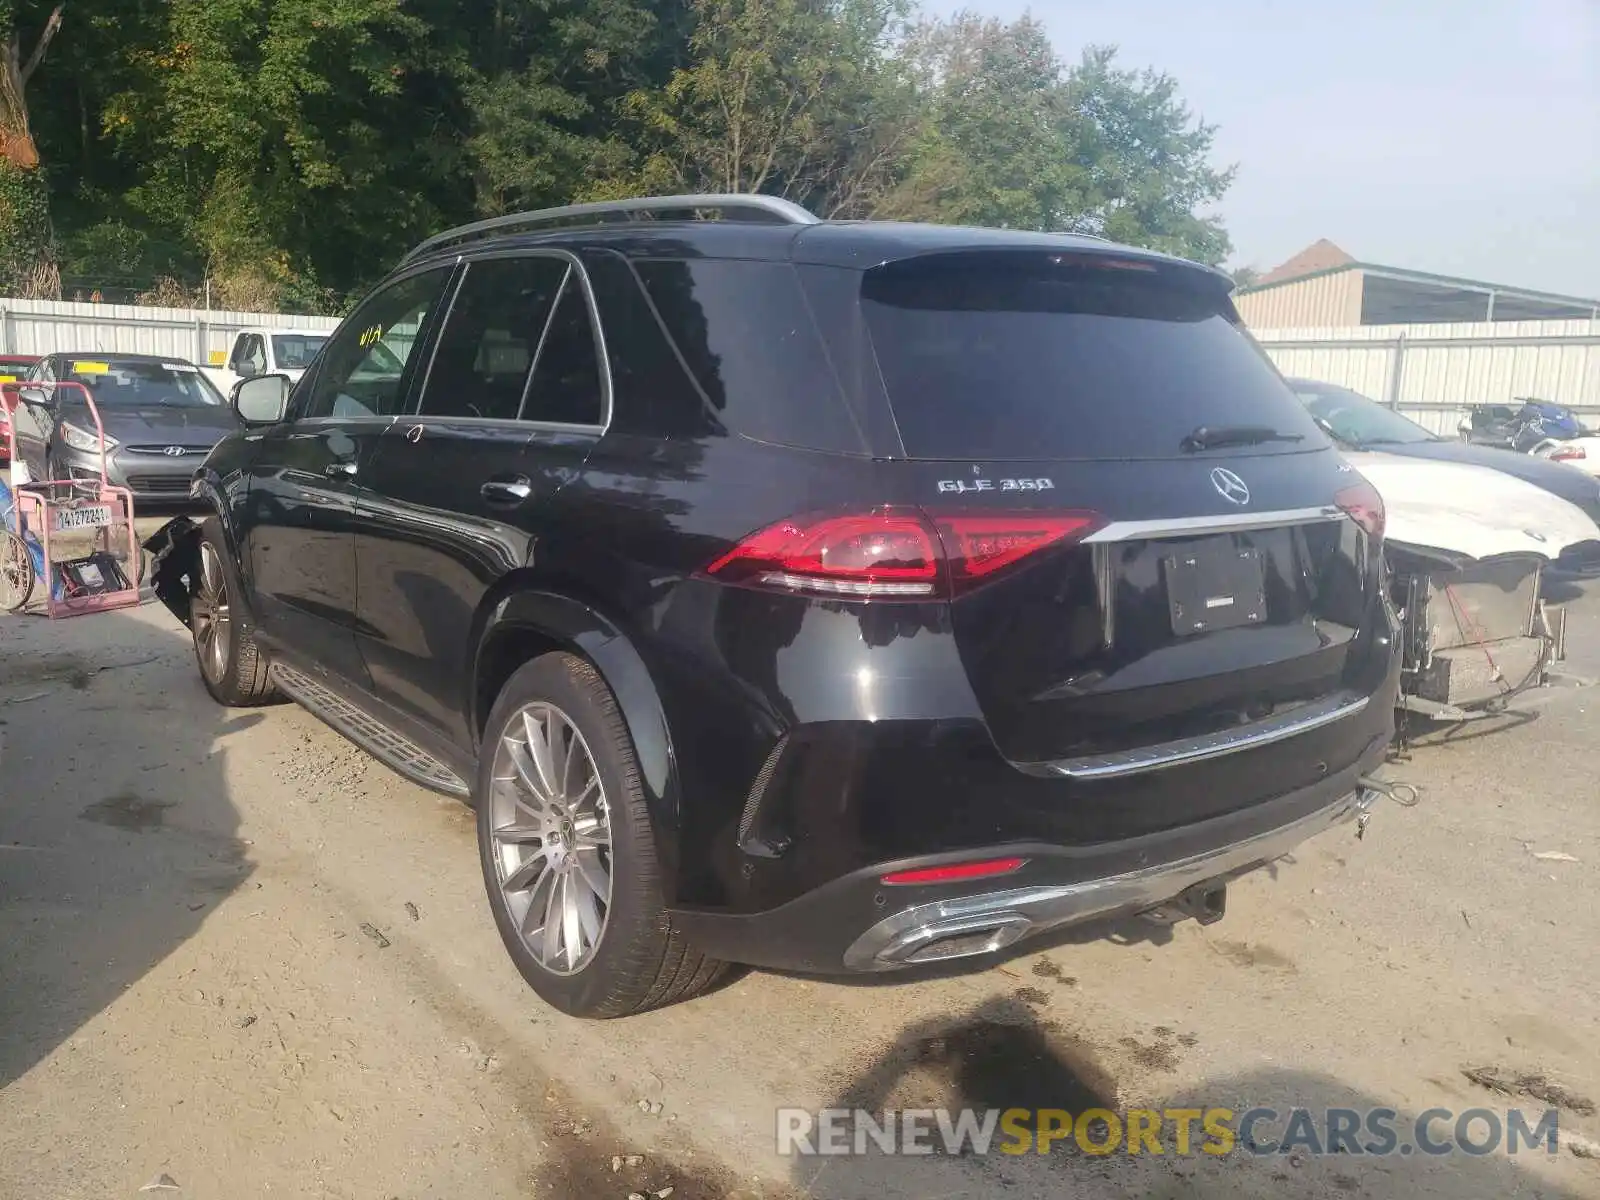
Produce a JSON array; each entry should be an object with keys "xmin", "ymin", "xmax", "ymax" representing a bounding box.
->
[
  {"xmin": 420, "ymin": 256, "xmax": 567, "ymax": 420},
  {"xmin": 861, "ymin": 253, "xmax": 1325, "ymax": 460}
]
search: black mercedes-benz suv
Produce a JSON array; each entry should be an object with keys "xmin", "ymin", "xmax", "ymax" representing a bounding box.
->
[{"xmin": 147, "ymin": 194, "xmax": 1402, "ymax": 1018}]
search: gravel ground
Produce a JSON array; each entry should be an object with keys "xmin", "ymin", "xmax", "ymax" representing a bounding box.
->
[{"xmin": 1, "ymin": 546, "xmax": 1596, "ymax": 1200}]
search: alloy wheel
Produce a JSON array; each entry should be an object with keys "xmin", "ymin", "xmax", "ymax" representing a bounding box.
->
[
  {"xmin": 489, "ymin": 702, "xmax": 613, "ymax": 975},
  {"xmin": 192, "ymin": 542, "xmax": 231, "ymax": 682}
]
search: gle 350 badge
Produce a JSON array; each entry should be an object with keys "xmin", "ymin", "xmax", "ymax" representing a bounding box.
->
[{"xmin": 937, "ymin": 477, "xmax": 1055, "ymax": 494}]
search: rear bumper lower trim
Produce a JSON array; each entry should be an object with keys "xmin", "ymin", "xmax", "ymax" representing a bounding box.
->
[
  {"xmin": 1034, "ymin": 690, "xmax": 1370, "ymax": 780},
  {"xmin": 842, "ymin": 784, "xmax": 1380, "ymax": 970}
]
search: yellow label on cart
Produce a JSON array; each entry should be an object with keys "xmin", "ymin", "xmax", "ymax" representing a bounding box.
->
[
  {"xmin": 72, "ymin": 361, "xmax": 110, "ymax": 374},
  {"xmin": 208, "ymin": 349, "xmax": 226, "ymax": 365}
]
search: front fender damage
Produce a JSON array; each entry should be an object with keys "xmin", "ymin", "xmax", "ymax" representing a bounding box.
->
[{"xmin": 142, "ymin": 516, "xmax": 202, "ymax": 626}]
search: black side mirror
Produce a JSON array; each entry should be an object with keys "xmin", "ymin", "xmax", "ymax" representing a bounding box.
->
[{"xmin": 232, "ymin": 374, "xmax": 291, "ymax": 425}]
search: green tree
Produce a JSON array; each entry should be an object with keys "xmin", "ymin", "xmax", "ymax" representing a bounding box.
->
[
  {"xmin": 454, "ymin": 0, "xmax": 667, "ymax": 217},
  {"xmin": 881, "ymin": 18, "xmax": 1233, "ymax": 263},
  {"xmin": 15, "ymin": 0, "xmax": 1237, "ymax": 304},
  {"xmin": 1068, "ymin": 46, "xmax": 1234, "ymax": 264},
  {"xmin": 0, "ymin": 1, "xmax": 64, "ymax": 296},
  {"xmin": 597, "ymin": 0, "xmax": 917, "ymax": 217},
  {"xmin": 100, "ymin": 0, "xmax": 469, "ymax": 309},
  {"xmin": 878, "ymin": 14, "xmax": 1096, "ymax": 230}
]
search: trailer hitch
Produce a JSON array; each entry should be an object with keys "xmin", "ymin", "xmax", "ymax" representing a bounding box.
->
[
  {"xmin": 1140, "ymin": 880, "xmax": 1228, "ymax": 927},
  {"xmin": 1354, "ymin": 775, "xmax": 1420, "ymax": 839}
]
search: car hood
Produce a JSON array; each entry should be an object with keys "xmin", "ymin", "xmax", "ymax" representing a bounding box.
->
[
  {"xmin": 63, "ymin": 401, "xmax": 239, "ymax": 444},
  {"xmin": 1371, "ymin": 439, "xmax": 1600, "ymax": 510},
  {"xmin": 1346, "ymin": 451, "xmax": 1600, "ymax": 561}
]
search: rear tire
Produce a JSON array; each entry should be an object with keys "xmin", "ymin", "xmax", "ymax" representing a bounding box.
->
[
  {"xmin": 191, "ymin": 518, "xmax": 280, "ymax": 706},
  {"xmin": 476, "ymin": 652, "xmax": 724, "ymax": 1018}
]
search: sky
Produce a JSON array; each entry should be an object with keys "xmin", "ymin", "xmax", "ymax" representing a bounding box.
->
[{"xmin": 956, "ymin": 0, "xmax": 1600, "ymax": 296}]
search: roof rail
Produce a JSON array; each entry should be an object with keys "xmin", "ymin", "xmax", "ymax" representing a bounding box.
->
[{"xmin": 401, "ymin": 193, "xmax": 819, "ymax": 265}]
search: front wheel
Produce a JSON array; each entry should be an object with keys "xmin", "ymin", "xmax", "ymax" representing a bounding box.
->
[
  {"xmin": 477, "ymin": 652, "xmax": 724, "ymax": 1018},
  {"xmin": 191, "ymin": 521, "xmax": 279, "ymax": 706}
]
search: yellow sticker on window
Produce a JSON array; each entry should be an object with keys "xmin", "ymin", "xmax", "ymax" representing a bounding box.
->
[
  {"xmin": 208, "ymin": 349, "xmax": 226, "ymax": 365},
  {"xmin": 72, "ymin": 361, "xmax": 110, "ymax": 374},
  {"xmin": 0, "ymin": 375, "xmax": 15, "ymax": 384}
]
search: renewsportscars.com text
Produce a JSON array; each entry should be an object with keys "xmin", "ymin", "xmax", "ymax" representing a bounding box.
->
[{"xmin": 776, "ymin": 1106, "xmax": 1563, "ymax": 1158}]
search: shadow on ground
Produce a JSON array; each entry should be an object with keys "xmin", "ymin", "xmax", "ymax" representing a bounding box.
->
[
  {"xmin": 0, "ymin": 607, "xmax": 257, "ymax": 1088},
  {"xmin": 794, "ymin": 995, "xmax": 1594, "ymax": 1200}
]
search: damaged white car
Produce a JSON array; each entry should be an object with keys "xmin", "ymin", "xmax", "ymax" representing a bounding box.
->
[{"xmin": 1349, "ymin": 452, "xmax": 1600, "ymax": 720}]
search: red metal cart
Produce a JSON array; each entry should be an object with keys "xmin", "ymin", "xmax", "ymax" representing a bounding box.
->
[{"xmin": 1, "ymin": 380, "xmax": 142, "ymax": 616}]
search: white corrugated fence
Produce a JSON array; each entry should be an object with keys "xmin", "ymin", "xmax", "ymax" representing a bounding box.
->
[
  {"xmin": 0, "ymin": 296, "xmax": 341, "ymax": 368},
  {"xmin": 1253, "ymin": 318, "xmax": 1600, "ymax": 435}
]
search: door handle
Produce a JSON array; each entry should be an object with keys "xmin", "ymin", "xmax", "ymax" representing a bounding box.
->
[
  {"xmin": 324, "ymin": 461, "xmax": 358, "ymax": 478},
  {"xmin": 480, "ymin": 477, "xmax": 532, "ymax": 504}
]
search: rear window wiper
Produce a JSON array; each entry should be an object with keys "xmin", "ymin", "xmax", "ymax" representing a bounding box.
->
[{"xmin": 1181, "ymin": 424, "xmax": 1306, "ymax": 452}]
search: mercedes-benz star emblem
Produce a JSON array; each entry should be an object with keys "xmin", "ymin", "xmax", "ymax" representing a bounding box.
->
[
  {"xmin": 1210, "ymin": 467, "xmax": 1250, "ymax": 506},
  {"xmin": 163, "ymin": 445, "xmax": 187, "ymax": 457}
]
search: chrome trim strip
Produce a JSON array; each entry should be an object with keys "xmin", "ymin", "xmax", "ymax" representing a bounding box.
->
[
  {"xmin": 1045, "ymin": 692, "xmax": 1370, "ymax": 781},
  {"xmin": 843, "ymin": 786, "xmax": 1380, "ymax": 970},
  {"xmin": 1083, "ymin": 506, "xmax": 1344, "ymax": 543}
]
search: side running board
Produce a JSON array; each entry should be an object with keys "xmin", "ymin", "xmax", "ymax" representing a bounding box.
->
[{"xmin": 273, "ymin": 662, "xmax": 470, "ymax": 798}]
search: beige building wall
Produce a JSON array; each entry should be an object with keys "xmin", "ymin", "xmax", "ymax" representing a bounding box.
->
[{"xmin": 1234, "ymin": 270, "xmax": 1365, "ymax": 329}]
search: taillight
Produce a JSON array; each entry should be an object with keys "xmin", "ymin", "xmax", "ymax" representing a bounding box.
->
[
  {"xmin": 931, "ymin": 513, "xmax": 1102, "ymax": 591},
  {"xmin": 705, "ymin": 508, "xmax": 1103, "ymax": 600},
  {"xmin": 1550, "ymin": 445, "xmax": 1587, "ymax": 462},
  {"xmin": 1335, "ymin": 480, "xmax": 1385, "ymax": 540}
]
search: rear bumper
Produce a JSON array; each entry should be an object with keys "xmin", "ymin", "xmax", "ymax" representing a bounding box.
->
[
  {"xmin": 671, "ymin": 725, "xmax": 1393, "ymax": 974},
  {"xmin": 647, "ymin": 573, "xmax": 1401, "ymax": 961},
  {"xmin": 844, "ymin": 783, "xmax": 1379, "ymax": 970}
]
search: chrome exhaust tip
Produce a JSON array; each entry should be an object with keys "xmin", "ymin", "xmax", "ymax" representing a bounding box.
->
[{"xmin": 876, "ymin": 913, "xmax": 1033, "ymax": 966}]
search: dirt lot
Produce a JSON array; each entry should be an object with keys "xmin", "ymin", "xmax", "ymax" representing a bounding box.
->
[{"xmin": 2, "ymin": 554, "xmax": 1598, "ymax": 1199}]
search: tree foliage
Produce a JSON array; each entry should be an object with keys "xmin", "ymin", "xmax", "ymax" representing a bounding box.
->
[{"xmin": 7, "ymin": 0, "xmax": 1237, "ymax": 310}]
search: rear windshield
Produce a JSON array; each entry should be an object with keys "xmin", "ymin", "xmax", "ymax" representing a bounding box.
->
[
  {"xmin": 62, "ymin": 359, "xmax": 224, "ymax": 407},
  {"xmin": 861, "ymin": 254, "xmax": 1325, "ymax": 461}
]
